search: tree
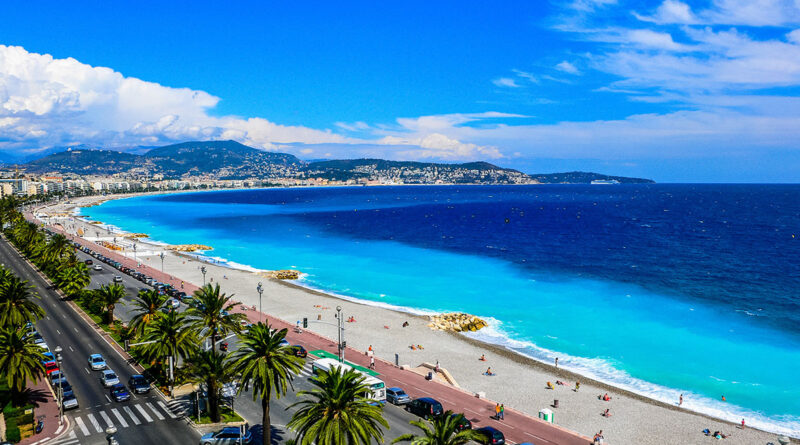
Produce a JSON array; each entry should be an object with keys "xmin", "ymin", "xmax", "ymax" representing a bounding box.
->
[
  {"xmin": 287, "ymin": 366, "xmax": 388, "ymax": 445},
  {"xmin": 129, "ymin": 289, "xmax": 168, "ymax": 335},
  {"xmin": 0, "ymin": 273, "xmax": 45, "ymax": 328},
  {"xmin": 392, "ymin": 411, "xmax": 487, "ymax": 445},
  {"xmin": 184, "ymin": 349, "xmax": 238, "ymax": 423},
  {"xmin": 42, "ymin": 233, "xmax": 72, "ymax": 264},
  {"xmin": 188, "ymin": 284, "xmax": 246, "ymax": 351},
  {"xmin": 0, "ymin": 327, "xmax": 46, "ymax": 404},
  {"xmin": 139, "ymin": 310, "xmax": 197, "ymax": 393},
  {"xmin": 233, "ymin": 323, "xmax": 303, "ymax": 445},
  {"xmin": 93, "ymin": 283, "xmax": 126, "ymax": 325},
  {"xmin": 55, "ymin": 263, "xmax": 91, "ymax": 298},
  {"xmin": 0, "ymin": 196, "xmax": 20, "ymax": 230},
  {"xmin": 12, "ymin": 221, "xmax": 42, "ymax": 253}
]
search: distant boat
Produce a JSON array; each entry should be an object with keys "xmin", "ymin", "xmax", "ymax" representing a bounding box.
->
[{"xmin": 591, "ymin": 179, "xmax": 620, "ymax": 185}]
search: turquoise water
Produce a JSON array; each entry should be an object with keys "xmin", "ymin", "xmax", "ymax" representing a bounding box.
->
[{"xmin": 81, "ymin": 186, "xmax": 800, "ymax": 435}]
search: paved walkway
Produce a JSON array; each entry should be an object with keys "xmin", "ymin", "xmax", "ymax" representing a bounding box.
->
[
  {"xmin": 17, "ymin": 378, "xmax": 67, "ymax": 445},
  {"xmin": 40, "ymin": 216, "xmax": 592, "ymax": 445}
]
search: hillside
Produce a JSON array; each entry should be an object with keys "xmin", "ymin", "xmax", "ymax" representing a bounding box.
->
[
  {"xmin": 531, "ymin": 171, "xmax": 655, "ymax": 184},
  {"xmin": 144, "ymin": 140, "xmax": 302, "ymax": 177},
  {"xmin": 24, "ymin": 149, "xmax": 140, "ymax": 174}
]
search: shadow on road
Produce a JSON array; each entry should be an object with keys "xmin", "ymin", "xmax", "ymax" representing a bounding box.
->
[{"xmin": 247, "ymin": 424, "xmax": 289, "ymax": 445}]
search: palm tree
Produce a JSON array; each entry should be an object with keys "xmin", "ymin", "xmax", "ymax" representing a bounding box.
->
[
  {"xmin": 139, "ymin": 310, "xmax": 197, "ymax": 394},
  {"xmin": 42, "ymin": 233, "xmax": 73, "ymax": 264},
  {"xmin": 129, "ymin": 289, "xmax": 168, "ymax": 335},
  {"xmin": 287, "ymin": 365, "xmax": 388, "ymax": 445},
  {"xmin": 0, "ymin": 196, "xmax": 20, "ymax": 230},
  {"xmin": 188, "ymin": 284, "xmax": 246, "ymax": 351},
  {"xmin": 12, "ymin": 221, "xmax": 41, "ymax": 253},
  {"xmin": 233, "ymin": 323, "xmax": 304, "ymax": 445},
  {"xmin": 94, "ymin": 283, "xmax": 126, "ymax": 325},
  {"xmin": 393, "ymin": 411, "xmax": 487, "ymax": 445},
  {"xmin": 0, "ymin": 274, "xmax": 45, "ymax": 328},
  {"xmin": 0, "ymin": 327, "xmax": 47, "ymax": 404},
  {"xmin": 56, "ymin": 263, "xmax": 91, "ymax": 298},
  {"xmin": 184, "ymin": 349, "xmax": 238, "ymax": 423}
]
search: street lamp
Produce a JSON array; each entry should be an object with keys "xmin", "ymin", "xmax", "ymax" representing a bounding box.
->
[
  {"xmin": 336, "ymin": 306, "xmax": 345, "ymax": 363},
  {"xmin": 201, "ymin": 266, "xmax": 207, "ymax": 286},
  {"xmin": 256, "ymin": 282, "xmax": 263, "ymax": 322},
  {"xmin": 160, "ymin": 251, "xmax": 165, "ymax": 273},
  {"xmin": 54, "ymin": 346, "xmax": 63, "ymax": 425},
  {"xmin": 133, "ymin": 243, "xmax": 137, "ymax": 262},
  {"xmin": 105, "ymin": 426, "xmax": 118, "ymax": 445}
]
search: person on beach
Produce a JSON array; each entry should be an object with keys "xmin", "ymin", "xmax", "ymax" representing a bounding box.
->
[
  {"xmin": 593, "ymin": 431, "xmax": 604, "ymax": 444},
  {"xmin": 368, "ymin": 345, "xmax": 373, "ymax": 352},
  {"xmin": 555, "ymin": 357, "xmax": 559, "ymax": 368},
  {"xmin": 721, "ymin": 395, "xmax": 726, "ymax": 402},
  {"xmin": 402, "ymin": 321, "xmax": 409, "ymax": 327},
  {"xmin": 546, "ymin": 381, "xmax": 554, "ymax": 390},
  {"xmin": 575, "ymin": 381, "xmax": 581, "ymax": 392},
  {"xmin": 485, "ymin": 367, "xmax": 494, "ymax": 376},
  {"xmin": 741, "ymin": 419, "xmax": 745, "ymax": 429},
  {"xmin": 479, "ymin": 354, "xmax": 486, "ymax": 361},
  {"xmin": 603, "ymin": 408, "xmax": 612, "ymax": 417},
  {"xmin": 679, "ymin": 394, "xmax": 683, "ymax": 405}
]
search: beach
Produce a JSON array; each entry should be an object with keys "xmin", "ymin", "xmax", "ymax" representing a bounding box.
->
[{"xmin": 36, "ymin": 194, "xmax": 791, "ymax": 445}]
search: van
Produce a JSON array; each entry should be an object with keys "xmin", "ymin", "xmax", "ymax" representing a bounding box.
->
[{"xmin": 405, "ymin": 397, "xmax": 443, "ymax": 419}]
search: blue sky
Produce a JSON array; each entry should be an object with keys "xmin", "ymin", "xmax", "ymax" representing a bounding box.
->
[{"xmin": 1, "ymin": 0, "xmax": 800, "ymax": 181}]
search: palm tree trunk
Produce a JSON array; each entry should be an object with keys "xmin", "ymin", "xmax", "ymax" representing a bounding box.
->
[
  {"xmin": 262, "ymin": 390, "xmax": 271, "ymax": 445},
  {"xmin": 107, "ymin": 304, "xmax": 115, "ymax": 325},
  {"xmin": 210, "ymin": 324, "xmax": 217, "ymax": 352},
  {"xmin": 208, "ymin": 380, "xmax": 220, "ymax": 423}
]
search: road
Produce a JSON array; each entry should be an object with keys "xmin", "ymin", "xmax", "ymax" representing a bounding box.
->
[{"xmin": 0, "ymin": 236, "xmax": 199, "ymax": 445}]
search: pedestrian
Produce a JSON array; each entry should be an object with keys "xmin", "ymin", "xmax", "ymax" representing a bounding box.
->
[
  {"xmin": 369, "ymin": 356, "xmax": 375, "ymax": 370},
  {"xmin": 555, "ymin": 357, "xmax": 559, "ymax": 368},
  {"xmin": 499, "ymin": 404, "xmax": 505, "ymax": 420},
  {"xmin": 180, "ymin": 281, "xmax": 184, "ymax": 289},
  {"xmin": 368, "ymin": 345, "xmax": 373, "ymax": 352},
  {"xmin": 741, "ymin": 418, "xmax": 746, "ymax": 429},
  {"xmin": 494, "ymin": 403, "xmax": 501, "ymax": 420},
  {"xmin": 679, "ymin": 394, "xmax": 683, "ymax": 406}
]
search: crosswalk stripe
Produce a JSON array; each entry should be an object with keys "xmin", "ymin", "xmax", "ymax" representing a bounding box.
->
[
  {"xmin": 146, "ymin": 402, "xmax": 165, "ymax": 420},
  {"xmin": 111, "ymin": 408, "xmax": 129, "ymax": 428},
  {"xmin": 135, "ymin": 404, "xmax": 153, "ymax": 422},
  {"xmin": 100, "ymin": 410, "xmax": 114, "ymax": 428},
  {"xmin": 87, "ymin": 413, "xmax": 103, "ymax": 433},
  {"xmin": 158, "ymin": 400, "xmax": 179, "ymax": 418},
  {"xmin": 124, "ymin": 406, "xmax": 141, "ymax": 425},
  {"xmin": 74, "ymin": 415, "xmax": 90, "ymax": 436}
]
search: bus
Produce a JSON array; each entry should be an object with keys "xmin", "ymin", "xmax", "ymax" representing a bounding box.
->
[{"xmin": 311, "ymin": 358, "xmax": 386, "ymax": 403}]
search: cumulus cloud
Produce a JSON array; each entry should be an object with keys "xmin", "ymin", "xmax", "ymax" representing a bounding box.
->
[
  {"xmin": 492, "ymin": 77, "xmax": 520, "ymax": 88},
  {"xmin": 636, "ymin": 0, "xmax": 800, "ymax": 26},
  {"xmin": 555, "ymin": 61, "xmax": 581, "ymax": 74},
  {"xmin": 0, "ymin": 45, "xmax": 351, "ymax": 152}
]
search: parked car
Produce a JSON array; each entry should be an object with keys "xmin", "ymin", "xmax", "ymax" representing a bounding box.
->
[
  {"xmin": 88, "ymin": 354, "xmax": 107, "ymax": 370},
  {"xmin": 451, "ymin": 413, "xmax": 472, "ymax": 431},
  {"xmin": 44, "ymin": 361, "xmax": 60, "ymax": 375},
  {"xmin": 406, "ymin": 397, "xmax": 443, "ymax": 419},
  {"xmin": 50, "ymin": 372, "xmax": 68, "ymax": 388},
  {"xmin": 386, "ymin": 387, "xmax": 411, "ymax": 405},
  {"xmin": 199, "ymin": 427, "xmax": 252, "ymax": 445},
  {"xmin": 128, "ymin": 375, "xmax": 151, "ymax": 394},
  {"xmin": 62, "ymin": 393, "xmax": 79, "ymax": 410},
  {"xmin": 84, "ymin": 259, "xmax": 93, "ymax": 265},
  {"xmin": 168, "ymin": 299, "xmax": 180, "ymax": 309},
  {"xmin": 109, "ymin": 383, "xmax": 131, "ymax": 402},
  {"xmin": 475, "ymin": 427, "xmax": 505, "ymax": 445},
  {"xmin": 101, "ymin": 370, "xmax": 120, "ymax": 387}
]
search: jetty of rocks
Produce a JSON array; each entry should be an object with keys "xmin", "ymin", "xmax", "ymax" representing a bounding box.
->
[{"xmin": 427, "ymin": 312, "xmax": 487, "ymax": 332}]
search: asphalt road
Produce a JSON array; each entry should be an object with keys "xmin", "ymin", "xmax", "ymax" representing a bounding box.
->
[{"xmin": 0, "ymin": 236, "xmax": 199, "ymax": 445}]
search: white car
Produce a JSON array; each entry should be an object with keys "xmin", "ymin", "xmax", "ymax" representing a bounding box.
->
[
  {"xmin": 101, "ymin": 369, "xmax": 120, "ymax": 387},
  {"xmin": 169, "ymin": 299, "xmax": 180, "ymax": 309},
  {"xmin": 88, "ymin": 354, "xmax": 107, "ymax": 371},
  {"xmin": 113, "ymin": 276, "xmax": 123, "ymax": 283},
  {"xmin": 94, "ymin": 264, "xmax": 103, "ymax": 271}
]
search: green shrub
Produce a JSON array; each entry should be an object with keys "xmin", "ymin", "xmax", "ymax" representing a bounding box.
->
[{"xmin": 5, "ymin": 425, "xmax": 21, "ymax": 443}]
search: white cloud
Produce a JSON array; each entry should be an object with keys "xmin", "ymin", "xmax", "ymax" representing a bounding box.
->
[
  {"xmin": 0, "ymin": 45, "xmax": 353, "ymax": 151},
  {"xmin": 512, "ymin": 69, "xmax": 540, "ymax": 84},
  {"xmin": 555, "ymin": 61, "xmax": 581, "ymax": 74},
  {"xmin": 636, "ymin": 0, "xmax": 800, "ymax": 26},
  {"xmin": 634, "ymin": 0, "xmax": 698, "ymax": 24},
  {"xmin": 492, "ymin": 77, "xmax": 520, "ymax": 88},
  {"xmin": 626, "ymin": 29, "xmax": 687, "ymax": 50}
]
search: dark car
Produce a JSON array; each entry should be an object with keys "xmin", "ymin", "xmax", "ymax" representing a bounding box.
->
[
  {"xmin": 128, "ymin": 375, "xmax": 151, "ymax": 394},
  {"xmin": 406, "ymin": 397, "xmax": 443, "ymax": 419},
  {"xmin": 476, "ymin": 427, "xmax": 505, "ymax": 445},
  {"xmin": 292, "ymin": 345, "xmax": 308, "ymax": 358},
  {"xmin": 386, "ymin": 387, "xmax": 411, "ymax": 405},
  {"xmin": 109, "ymin": 383, "xmax": 131, "ymax": 402},
  {"xmin": 84, "ymin": 259, "xmax": 93, "ymax": 265},
  {"xmin": 451, "ymin": 413, "xmax": 472, "ymax": 431}
]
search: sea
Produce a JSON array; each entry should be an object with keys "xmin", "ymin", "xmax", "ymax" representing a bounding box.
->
[{"xmin": 81, "ymin": 184, "xmax": 800, "ymax": 435}]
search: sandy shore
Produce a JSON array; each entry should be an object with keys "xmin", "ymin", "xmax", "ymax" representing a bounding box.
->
[{"xmin": 36, "ymin": 195, "xmax": 792, "ymax": 445}]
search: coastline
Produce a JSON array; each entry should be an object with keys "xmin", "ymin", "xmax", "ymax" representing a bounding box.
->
[{"xmin": 42, "ymin": 193, "xmax": 793, "ymax": 444}]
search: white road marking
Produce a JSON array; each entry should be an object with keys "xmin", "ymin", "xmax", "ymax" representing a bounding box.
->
[
  {"xmin": 124, "ymin": 406, "xmax": 141, "ymax": 425},
  {"xmin": 135, "ymin": 404, "xmax": 153, "ymax": 422},
  {"xmin": 111, "ymin": 408, "xmax": 129, "ymax": 428},
  {"xmin": 158, "ymin": 400, "xmax": 178, "ymax": 418},
  {"xmin": 99, "ymin": 410, "xmax": 114, "ymax": 428},
  {"xmin": 73, "ymin": 327, "xmax": 79, "ymax": 333},
  {"xmin": 105, "ymin": 395, "xmax": 112, "ymax": 403},
  {"xmin": 146, "ymin": 402, "xmax": 165, "ymax": 420},
  {"xmin": 68, "ymin": 345, "xmax": 74, "ymax": 352},
  {"xmin": 74, "ymin": 415, "xmax": 90, "ymax": 436},
  {"xmin": 56, "ymin": 329, "xmax": 61, "ymax": 335},
  {"xmin": 62, "ymin": 314, "xmax": 67, "ymax": 318},
  {"xmin": 85, "ymin": 368, "xmax": 90, "ymax": 374},
  {"xmin": 86, "ymin": 413, "xmax": 102, "ymax": 433}
]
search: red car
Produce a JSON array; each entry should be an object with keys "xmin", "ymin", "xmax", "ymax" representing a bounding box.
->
[{"xmin": 44, "ymin": 361, "xmax": 60, "ymax": 375}]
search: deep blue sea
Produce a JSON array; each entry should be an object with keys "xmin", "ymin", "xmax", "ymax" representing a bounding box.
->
[{"xmin": 82, "ymin": 184, "xmax": 800, "ymax": 434}]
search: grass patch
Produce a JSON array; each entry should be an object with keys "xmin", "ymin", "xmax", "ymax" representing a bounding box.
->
[{"xmin": 195, "ymin": 405, "xmax": 243, "ymax": 424}]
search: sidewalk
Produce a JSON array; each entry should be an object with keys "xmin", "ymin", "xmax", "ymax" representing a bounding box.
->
[
  {"xmin": 18, "ymin": 378, "xmax": 68, "ymax": 445},
  {"xmin": 40, "ymin": 217, "xmax": 592, "ymax": 445}
]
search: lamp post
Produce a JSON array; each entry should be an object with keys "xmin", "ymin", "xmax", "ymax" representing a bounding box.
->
[
  {"xmin": 133, "ymin": 243, "xmax": 137, "ymax": 262},
  {"xmin": 336, "ymin": 306, "xmax": 344, "ymax": 363},
  {"xmin": 54, "ymin": 346, "xmax": 63, "ymax": 425},
  {"xmin": 256, "ymin": 282, "xmax": 263, "ymax": 323},
  {"xmin": 201, "ymin": 266, "xmax": 207, "ymax": 286},
  {"xmin": 160, "ymin": 251, "xmax": 165, "ymax": 273},
  {"xmin": 105, "ymin": 426, "xmax": 118, "ymax": 445}
]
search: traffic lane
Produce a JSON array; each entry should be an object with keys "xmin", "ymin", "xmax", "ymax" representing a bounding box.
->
[
  {"xmin": 112, "ymin": 416, "xmax": 199, "ymax": 445},
  {"xmin": 0, "ymin": 239, "xmax": 152, "ymax": 411}
]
